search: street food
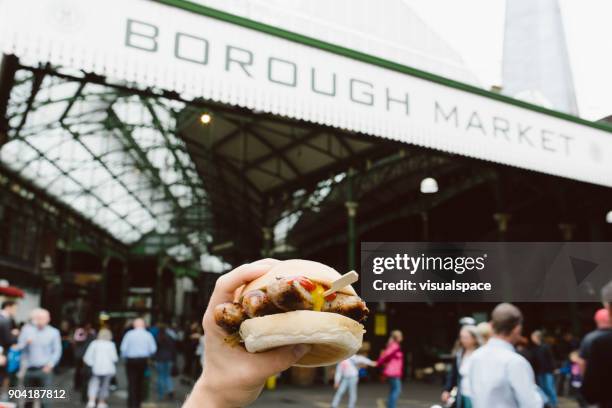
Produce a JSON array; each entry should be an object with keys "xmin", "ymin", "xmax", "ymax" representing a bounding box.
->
[{"xmin": 214, "ymin": 259, "xmax": 369, "ymax": 366}]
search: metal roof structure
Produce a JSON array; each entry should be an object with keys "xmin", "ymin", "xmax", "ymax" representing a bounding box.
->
[
  {"xmin": 1, "ymin": 60, "xmax": 211, "ymax": 262},
  {"xmin": 0, "ymin": 59, "xmax": 397, "ymax": 264},
  {"xmin": 1, "ymin": 0, "xmax": 611, "ymax": 269}
]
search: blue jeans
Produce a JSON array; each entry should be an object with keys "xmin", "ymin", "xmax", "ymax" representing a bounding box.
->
[
  {"xmin": 332, "ymin": 377, "xmax": 358, "ymax": 408},
  {"xmin": 387, "ymin": 377, "xmax": 402, "ymax": 408},
  {"xmin": 537, "ymin": 373, "xmax": 558, "ymax": 407},
  {"xmin": 155, "ymin": 361, "xmax": 174, "ymax": 399}
]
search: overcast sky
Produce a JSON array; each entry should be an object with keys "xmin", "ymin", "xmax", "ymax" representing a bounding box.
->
[{"xmin": 403, "ymin": 0, "xmax": 611, "ymax": 121}]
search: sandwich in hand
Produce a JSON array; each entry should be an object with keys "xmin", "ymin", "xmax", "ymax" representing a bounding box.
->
[{"xmin": 214, "ymin": 259, "xmax": 369, "ymax": 367}]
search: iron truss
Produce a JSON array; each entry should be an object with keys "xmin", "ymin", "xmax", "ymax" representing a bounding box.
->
[{"xmin": 1, "ymin": 61, "xmax": 212, "ymax": 264}]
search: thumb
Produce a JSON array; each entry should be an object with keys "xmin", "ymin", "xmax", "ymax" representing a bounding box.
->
[{"xmin": 257, "ymin": 344, "xmax": 311, "ymax": 375}]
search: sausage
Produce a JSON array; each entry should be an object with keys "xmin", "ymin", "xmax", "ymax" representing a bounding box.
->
[
  {"xmin": 267, "ymin": 277, "xmax": 313, "ymax": 311},
  {"xmin": 323, "ymin": 293, "xmax": 369, "ymax": 322},
  {"xmin": 214, "ymin": 278, "xmax": 369, "ymax": 333},
  {"xmin": 241, "ymin": 289, "xmax": 280, "ymax": 317},
  {"xmin": 213, "ymin": 302, "xmax": 246, "ymax": 333}
]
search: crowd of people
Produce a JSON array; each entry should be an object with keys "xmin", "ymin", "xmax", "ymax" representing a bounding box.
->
[
  {"xmin": 1, "ymin": 260, "xmax": 612, "ymax": 408},
  {"xmin": 0, "ymin": 300, "xmax": 208, "ymax": 407},
  {"xmin": 318, "ymin": 280, "xmax": 612, "ymax": 408},
  {"xmin": 438, "ymin": 281, "xmax": 612, "ymax": 408}
]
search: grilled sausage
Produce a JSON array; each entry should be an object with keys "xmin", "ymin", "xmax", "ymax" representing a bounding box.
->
[
  {"xmin": 241, "ymin": 289, "xmax": 280, "ymax": 317},
  {"xmin": 323, "ymin": 293, "xmax": 369, "ymax": 322},
  {"xmin": 213, "ymin": 302, "xmax": 246, "ymax": 333},
  {"xmin": 214, "ymin": 278, "xmax": 369, "ymax": 333},
  {"xmin": 267, "ymin": 277, "xmax": 313, "ymax": 311}
]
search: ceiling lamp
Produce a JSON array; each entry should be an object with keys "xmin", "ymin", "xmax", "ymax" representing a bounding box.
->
[
  {"xmin": 420, "ymin": 177, "xmax": 438, "ymax": 194},
  {"xmin": 200, "ymin": 112, "xmax": 212, "ymax": 125}
]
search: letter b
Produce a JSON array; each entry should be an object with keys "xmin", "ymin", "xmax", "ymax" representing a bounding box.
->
[{"xmin": 125, "ymin": 19, "xmax": 158, "ymax": 52}]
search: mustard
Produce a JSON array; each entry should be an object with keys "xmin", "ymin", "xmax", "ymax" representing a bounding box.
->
[{"xmin": 312, "ymin": 284, "xmax": 325, "ymax": 312}]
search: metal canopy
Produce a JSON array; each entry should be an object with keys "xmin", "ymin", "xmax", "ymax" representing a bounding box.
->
[
  {"xmin": 1, "ymin": 62, "xmax": 211, "ymax": 262},
  {"xmin": 1, "ymin": 60, "xmax": 400, "ymax": 264},
  {"xmin": 5, "ymin": 61, "xmax": 609, "ymax": 267},
  {"xmin": 177, "ymin": 102, "xmax": 384, "ymax": 257}
]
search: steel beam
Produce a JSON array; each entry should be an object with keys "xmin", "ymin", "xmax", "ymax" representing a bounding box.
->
[{"xmin": 0, "ymin": 55, "xmax": 19, "ymax": 147}]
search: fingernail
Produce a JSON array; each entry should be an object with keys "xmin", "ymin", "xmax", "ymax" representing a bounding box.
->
[{"xmin": 293, "ymin": 344, "xmax": 311, "ymax": 358}]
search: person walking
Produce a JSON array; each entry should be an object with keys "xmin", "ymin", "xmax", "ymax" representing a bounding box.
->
[
  {"xmin": 531, "ymin": 330, "xmax": 558, "ymax": 407},
  {"xmin": 0, "ymin": 301, "xmax": 17, "ymax": 401},
  {"xmin": 331, "ymin": 354, "xmax": 376, "ymax": 408},
  {"xmin": 468, "ymin": 303, "xmax": 542, "ymax": 408},
  {"xmin": 377, "ymin": 330, "xmax": 404, "ymax": 408},
  {"xmin": 83, "ymin": 329, "xmax": 118, "ymax": 408},
  {"xmin": 153, "ymin": 325, "xmax": 177, "ymax": 401},
  {"xmin": 582, "ymin": 281, "xmax": 612, "ymax": 408},
  {"xmin": 578, "ymin": 308, "xmax": 611, "ymax": 375},
  {"xmin": 441, "ymin": 325, "xmax": 482, "ymax": 408},
  {"xmin": 74, "ymin": 324, "xmax": 96, "ymax": 402},
  {"xmin": 120, "ymin": 318, "xmax": 157, "ymax": 408},
  {"xmin": 16, "ymin": 308, "xmax": 62, "ymax": 408}
]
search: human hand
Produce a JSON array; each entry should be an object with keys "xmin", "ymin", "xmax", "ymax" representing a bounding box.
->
[
  {"xmin": 42, "ymin": 364, "xmax": 52, "ymax": 373},
  {"xmin": 183, "ymin": 259, "xmax": 311, "ymax": 408},
  {"xmin": 441, "ymin": 391, "xmax": 450, "ymax": 403},
  {"xmin": 334, "ymin": 382, "xmax": 339, "ymax": 389},
  {"xmin": 0, "ymin": 354, "xmax": 6, "ymax": 366}
]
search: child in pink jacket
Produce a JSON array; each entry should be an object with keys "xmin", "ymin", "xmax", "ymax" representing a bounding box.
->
[{"xmin": 377, "ymin": 330, "xmax": 404, "ymax": 408}]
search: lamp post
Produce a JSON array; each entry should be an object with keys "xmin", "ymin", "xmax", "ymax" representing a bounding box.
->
[{"xmin": 345, "ymin": 201, "xmax": 358, "ymax": 272}]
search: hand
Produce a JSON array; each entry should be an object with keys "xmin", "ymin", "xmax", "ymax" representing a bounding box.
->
[
  {"xmin": 334, "ymin": 382, "xmax": 339, "ymax": 389},
  {"xmin": 441, "ymin": 391, "xmax": 450, "ymax": 403},
  {"xmin": 42, "ymin": 364, "xmax": 53, "ymax": 373},
  {"xmin": 183, "ymin": 260, "xmax": 311, "ymax": 408},
  {"xmin": 0, "ymin": 355, "xmax": 6, "ymax": 366}
]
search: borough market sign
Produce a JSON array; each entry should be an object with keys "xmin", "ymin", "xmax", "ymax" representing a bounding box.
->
[{"xmin": 0, "ymin": 0, "xmax": 610, "ymax": 187}]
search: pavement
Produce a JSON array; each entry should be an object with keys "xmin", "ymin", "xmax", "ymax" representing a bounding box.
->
[
  {"xmin": 251, "ymin": 382, "xmax": 581, "ymax": 408},
  {"xmin": 5, "ymin": 367, "xmax": 581, "ymax": 407}
]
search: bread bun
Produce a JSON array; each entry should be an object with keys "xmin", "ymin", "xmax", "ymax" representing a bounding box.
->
[
  {"xmin": 238, "ymin": 259, "xmax": 357, "ymax": 299},
  {"xmin": 239, "ymin": 310, "xmax": 364, "ymax": 367}
]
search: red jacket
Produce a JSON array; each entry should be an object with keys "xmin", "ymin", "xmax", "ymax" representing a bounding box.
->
[{"xmin": 377, "ymin": 341, "xmax": 403, "ymax": 378}]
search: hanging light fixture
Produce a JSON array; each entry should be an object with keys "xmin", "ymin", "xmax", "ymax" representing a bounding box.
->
[
  {"xmin": 606, "ymin": 210, "xmax": 612, "ymax": 223},
  {"xmin": 200, "ymin": 112, "xmax": 212, "ymax": 125},
  {"xmin": 420, "ymin": 177, "xmax": 438, "ymax": 194}
]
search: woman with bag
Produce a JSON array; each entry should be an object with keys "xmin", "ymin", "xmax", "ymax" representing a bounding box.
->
[
  {"xmin": 83, "ymin": 329, "xmax": 118, "ymax": 408},
  {"xmin": 441, "ymin": 325, "xmax": 482, "ymax": 408}
]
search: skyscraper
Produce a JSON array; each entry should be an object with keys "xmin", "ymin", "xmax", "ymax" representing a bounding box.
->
[{"xmin": 503, "ymin": 0, "xmax": 578, "ymax": 115}]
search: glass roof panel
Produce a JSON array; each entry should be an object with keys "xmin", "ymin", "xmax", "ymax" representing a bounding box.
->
[{"xmin": 2, "ymin": 68, "xmax": 210, "ymax": 251}]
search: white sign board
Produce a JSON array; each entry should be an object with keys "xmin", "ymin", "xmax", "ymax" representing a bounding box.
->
[{"xmin": 0, "ymin": 0, "xmax": 611, "ymax": 186}]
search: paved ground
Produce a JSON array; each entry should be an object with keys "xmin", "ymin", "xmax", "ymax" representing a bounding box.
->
[
  {"xmin": 5, "ymin": 367, "xmax": 581, "ymax": 407},
  {"xmin": 252, "ymin": 382, "xmax": 581, "ymax": 408}
]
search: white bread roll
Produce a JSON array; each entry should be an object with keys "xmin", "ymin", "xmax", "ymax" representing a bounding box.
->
[{"xmin": 239, "ymin": 310, "xmax": 365, "ymax": 367}]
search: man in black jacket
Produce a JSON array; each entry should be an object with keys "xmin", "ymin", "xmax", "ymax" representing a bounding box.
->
[
  {"xmin": 582, "ymin": 281, "xmax": 612, "ymax": 408},
  {"xmin": 531, "ymin": 330, "xmax": 558, "ymax": 408}
]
